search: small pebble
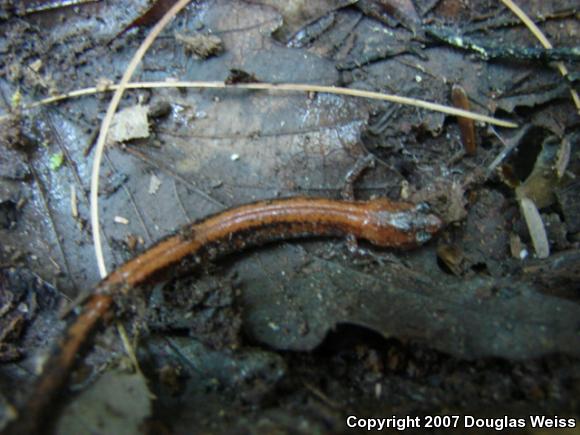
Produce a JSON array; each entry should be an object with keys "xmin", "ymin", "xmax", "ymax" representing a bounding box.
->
[{"xmin": 114, "ymin": 216, "xmax": 129, "ymax": 225}]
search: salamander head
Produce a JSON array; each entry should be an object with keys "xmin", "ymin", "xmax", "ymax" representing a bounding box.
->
[{"xmin": 366, "ymin": 202, "xmax": 444, "ymax": 249}]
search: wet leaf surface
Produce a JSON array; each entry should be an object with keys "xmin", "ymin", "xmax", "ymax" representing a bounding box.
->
[
  {"xmin": 57, "ymin": 369, "xmax": 151, "ymax": 435},
  {"xmin": 236, "ymin": 242, "xmax": 580, "ymax": 359}
]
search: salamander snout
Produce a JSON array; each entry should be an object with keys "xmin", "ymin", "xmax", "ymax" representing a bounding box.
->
[{"xmin": 369, "ymin": 203, "xmax": 444, "ymax": 248}]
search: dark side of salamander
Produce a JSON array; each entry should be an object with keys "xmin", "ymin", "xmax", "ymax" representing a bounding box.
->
[
  {"xmin": 130, "ymin": 200, "xmax": 443, "ymax": 287},
  {"xmin": 135, "ymin": 220, "xmax": 360, "ymax": 288}
]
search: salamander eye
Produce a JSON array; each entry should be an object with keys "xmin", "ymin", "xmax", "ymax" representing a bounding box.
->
[
  {"xmin": 415, "ymin": 202, "xmax": 430, "ymax": 213},
  {"xmin": 415, "ymin": 231, "xmax": 432, "ymax": 243}
]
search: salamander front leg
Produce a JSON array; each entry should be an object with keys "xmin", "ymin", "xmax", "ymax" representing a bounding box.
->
[
  {"xmin": 341, "ymin": 154, "xmax": 376, "ymax": 201},
  {"xmin": 345, "ymin": 233, "xmax": 402, "ymax": 266},
  {"xmin": 341, "ymin": 154, "xmax": 395, "ymax": 263},
  {"xmin": 341, "ymin": 154, "xmax": 376, "ymax": 254}
]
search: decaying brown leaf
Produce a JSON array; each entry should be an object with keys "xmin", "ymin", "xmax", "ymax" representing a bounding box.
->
[
  {"xmin": 451, "ymin": 84, "xmax": 477, "ymax": 155},
  {"xmin": 519, "ymin": 197, "xmax": 550, "ymax": 259},
  {"xmin": 57, "ymin": 369, "xmax": 151, "ymax": 435},
  {"xmin": 109, "ymin": 104, "xmax": 150, "ymax": 143},
  {"xmin": 174, "ymin": 32, "xmax": 224, "ymax": 59},
  {"xmin": 509, "ymin": 233, "xmax": 527, "ymax": 259},
  {"xmin": 261, "ymin": 0, "xmax": 357, "ymax": 42},
  {"xmin": 516, "ymin": 136, "xmax": 561, "ymax": 208},
  {"xmin": 555, "ymin": 180, "xmax": 580, "ymax": 234},
  {"xmin": 436, "ymin": 244, "xmax": 465, "ymax": 275},
  {"xmin": 555, "ymin": 136, "xmax": 571, "ymax": 178},
  {"xmin": 356, "ymin": 0, "xmax": 420, "ymax": 32},
  {"xmin": 239, "ymin": 250, "xmax": 580, "ymax": 358}
]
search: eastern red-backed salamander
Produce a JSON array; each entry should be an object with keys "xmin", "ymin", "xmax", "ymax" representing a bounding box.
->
[{"xmin": 6, "ymin": 196, "xmax": 442, "ymax": 434}]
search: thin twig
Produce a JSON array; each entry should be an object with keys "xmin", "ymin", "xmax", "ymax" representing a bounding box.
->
[
  {"xmin": 16, "ymin": 80, "xmax": 519, "ymax": 128},
  {"xmin": 485, "ymin": 126, "xmax": 530, "ymax": 179},
  {"xmin": 116, "ymin": 322, "xmax": 142, "ymax": 374},
  {"xmin": 19, "ymin": 0, "xmax": 98, "ymax": 15},
  {"xmin": 90, "ymin": 0, "xmax": 192, "ymax": 279},
  {"xmin": 303, "ymin": 381, "xmax": 343, "ymax": 409}
]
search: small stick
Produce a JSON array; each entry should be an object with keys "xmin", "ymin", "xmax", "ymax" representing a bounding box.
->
[
  {"xmin": 14, "ymin": 81, "xmax": 519, "ymax": 128},
  {"xmin": 451, "ymin": 84, "xmax": 476, "ymax": 156}
]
